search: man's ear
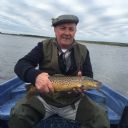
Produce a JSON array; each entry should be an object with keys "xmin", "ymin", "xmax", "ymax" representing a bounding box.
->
[{"xmin": 54, "ymin": 27, "xmax": 57, "ymax": 33}]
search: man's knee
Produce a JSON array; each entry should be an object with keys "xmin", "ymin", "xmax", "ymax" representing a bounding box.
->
[
  {"xmin": 75, "ymin": 95, "xmax": 110, "ymax": 128},
  {"xmin": 8, "ymin": 96, "xmax": 45, "ymax": 128}
]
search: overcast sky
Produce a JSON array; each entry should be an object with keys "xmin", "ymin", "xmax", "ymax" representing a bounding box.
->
[{"xmin": 0, "ymin": 0, "xmax": 128, "ymax": 43}]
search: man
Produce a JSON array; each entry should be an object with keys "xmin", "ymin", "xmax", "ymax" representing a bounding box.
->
[{"xmin": 8, "ymin": 14, "xmax": 110, "ymax": 128}]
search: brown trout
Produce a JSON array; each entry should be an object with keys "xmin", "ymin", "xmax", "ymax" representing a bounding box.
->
[
  {"xmin": 49, "ymin": 76, "xmax": 101, "ymax": 91},
  {"xmin": 27, "ymin": 76, "xmax": 101, "ymax": 97}
]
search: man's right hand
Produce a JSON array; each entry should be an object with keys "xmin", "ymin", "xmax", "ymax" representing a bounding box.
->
[{"xmin": 35, "ymin": 72, "xmax": 54, "ymax": 93}]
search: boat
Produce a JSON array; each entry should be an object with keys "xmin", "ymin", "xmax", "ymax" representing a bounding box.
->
[{"xmin": 0, "ymin": 76, "xmax": 128, "ymax": 128}]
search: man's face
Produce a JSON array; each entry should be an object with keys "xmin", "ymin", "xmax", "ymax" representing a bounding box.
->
[{"xmin": 54, "ymin": 23, "xmax": 77, "ymax": 48}]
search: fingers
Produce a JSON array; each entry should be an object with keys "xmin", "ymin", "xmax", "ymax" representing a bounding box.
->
[
  {"xmin": 77, "ymin": 70, "xmax": 82, "ymax": 77},
  {"xmin": 73, "ymin": 87, "xmax": 84, "ymax": 93},
  {"xmin": 47, "ymin": 80, "xmax": 54, "ymax": 92},
  {"xmin": 35, "ymin": 72, "xmax": 54, "ymax": 93}
]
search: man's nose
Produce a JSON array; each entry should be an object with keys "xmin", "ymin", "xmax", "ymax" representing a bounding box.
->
[{"xmin": 64, "ymin": 29, "xmax": 70, "ymax": 35}]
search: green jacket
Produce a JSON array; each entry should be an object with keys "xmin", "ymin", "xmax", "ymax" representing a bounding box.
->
[{"xmin": 40, "ymin": 38, "xmax": 87, "ymax": 75}]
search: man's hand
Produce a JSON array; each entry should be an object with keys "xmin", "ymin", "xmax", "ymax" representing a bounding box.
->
[
  {"xmin": 68, "ymin": 70, "xmax": 85, "ymax": 94},
  {"xmin": 72, "ymin": 70, "xmax": 85, "ymax": 93},
  {"xmin": 35, "ymin": 72, "xmax": 54, "ymax": 93},
  {"xmin": 78, "ymin": 70, "xmax": 82, "ymax": 77}
]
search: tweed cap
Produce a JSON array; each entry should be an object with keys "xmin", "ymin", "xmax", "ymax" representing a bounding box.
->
[{"xmin": 52, "ymin": 14, "xmax": 79, "ymax": 26}]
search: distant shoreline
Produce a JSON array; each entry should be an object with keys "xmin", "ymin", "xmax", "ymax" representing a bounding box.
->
[
  {"xmin": 79, "ymin": 40, "xmax": 128, "ymax": 47},
  {"xmin": 0, "ymin": 32, "xmax": 128, "ymax": 47}
]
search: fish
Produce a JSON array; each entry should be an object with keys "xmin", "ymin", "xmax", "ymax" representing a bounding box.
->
[
  {"xmin": 49, "ymin": 76, "xmax": 101, "ymax": 91},
  {"xmin": 26, "ymin": 76, "xmax": 102, "ymax": 97}
]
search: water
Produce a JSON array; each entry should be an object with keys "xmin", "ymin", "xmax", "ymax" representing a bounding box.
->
[{"xmin": 0, "ymin": 34, "xmax": 128, "ymax": 97}]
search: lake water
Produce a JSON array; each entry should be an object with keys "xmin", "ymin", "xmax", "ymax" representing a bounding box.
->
[{"xmin": 0, "ymin": 34, "xmax": 128, "ymax": 97}]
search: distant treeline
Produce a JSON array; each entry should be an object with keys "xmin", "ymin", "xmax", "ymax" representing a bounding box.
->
[
  {"xmin": 79, "ymin": 40, "xmax": 128, "ymax": 47},
  {"xmin": 0, "ymin": 32, "xmax": 128, "ymax": 47},
  {"xmin": 0, "ymin": 32, "xmax": 49, "ymax": 39}
]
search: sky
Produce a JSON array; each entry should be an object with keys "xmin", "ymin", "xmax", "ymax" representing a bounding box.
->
[{"xmin": 0, "ymin": 0, "xmax": 128, "ymax": 43}]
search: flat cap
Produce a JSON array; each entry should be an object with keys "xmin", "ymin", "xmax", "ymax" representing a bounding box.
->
[{"xmin": 52, "ymin": 14, "xmax": 79, "ymax": 27}]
